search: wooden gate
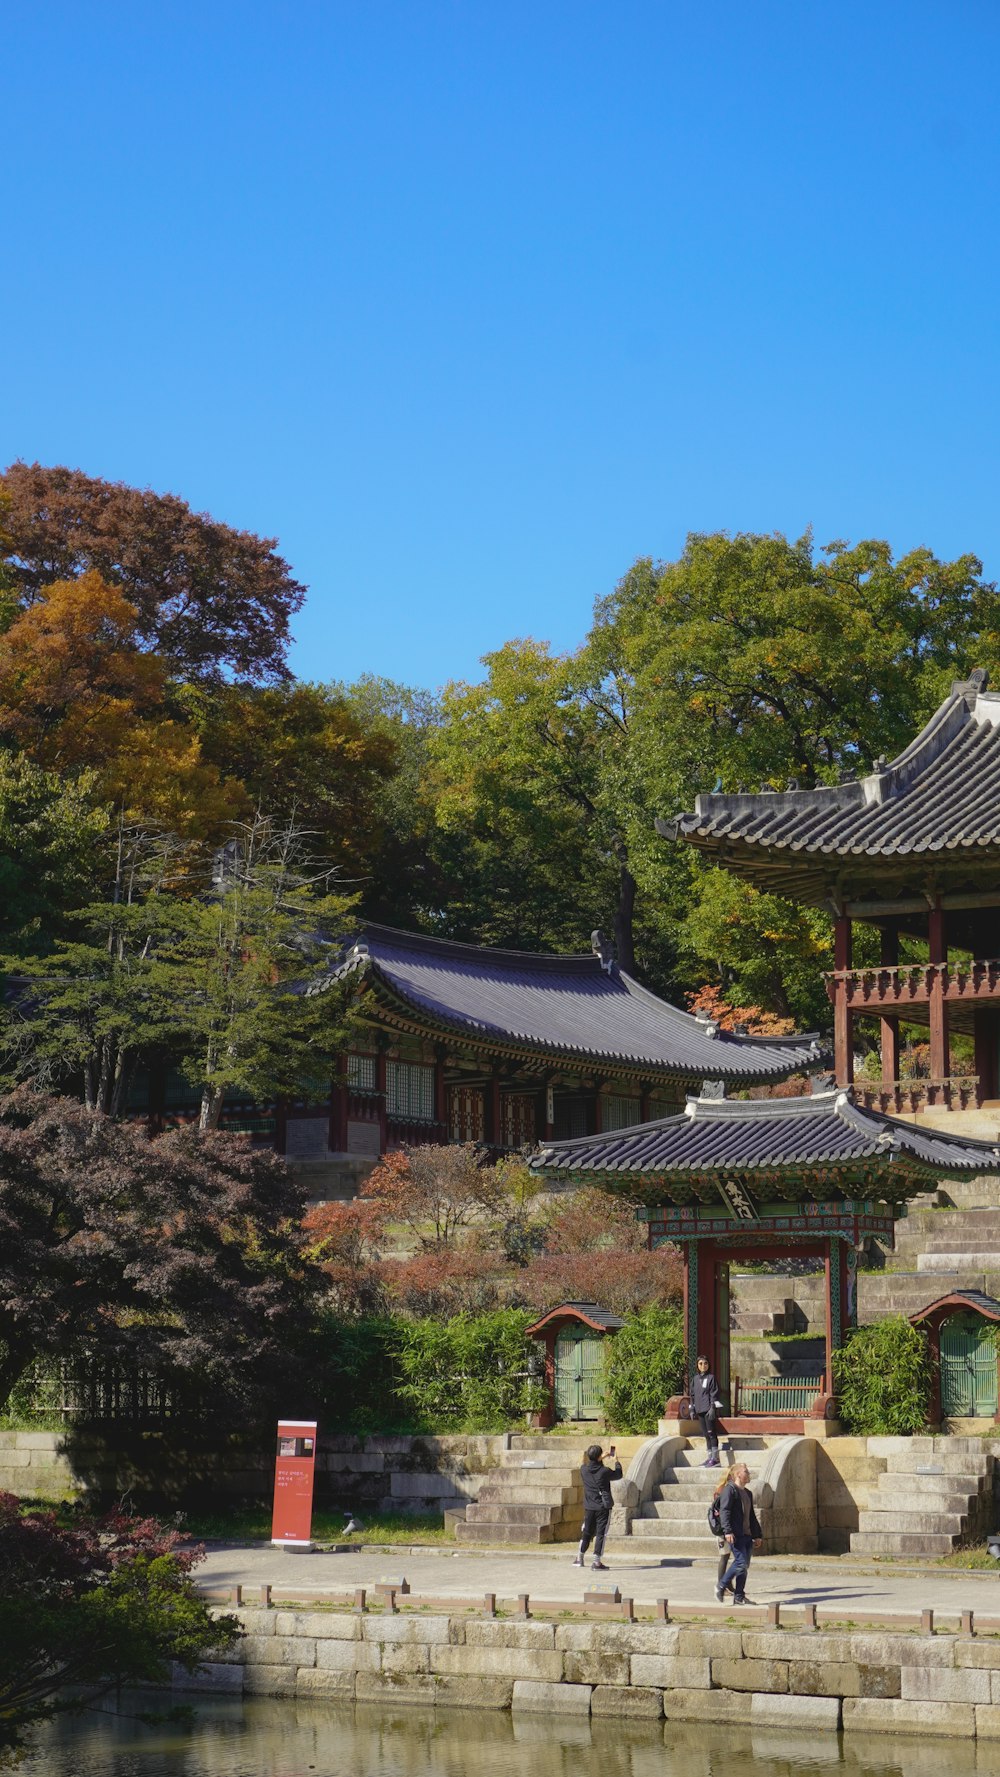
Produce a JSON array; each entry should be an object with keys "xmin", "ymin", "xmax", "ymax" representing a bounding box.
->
[
  {"xmin": 554, "ymin": 1331, "xmax": 605, "ymax": 1421},
  {"xmin": 940, "ymin": 1312, "xmax": 999, "ymax": 1418}
]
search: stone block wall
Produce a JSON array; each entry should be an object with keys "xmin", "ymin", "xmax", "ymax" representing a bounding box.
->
[
  {"xmin": 0, "ymin": 1428, "xmax": 509, "ymax": 1516},
  {"xmin": 176, "ymin": 1605, "xmax": 1000, "ymax": 1739}
]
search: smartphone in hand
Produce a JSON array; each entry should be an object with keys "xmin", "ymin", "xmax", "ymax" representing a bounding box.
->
[{"xmin": 608, "ymin": 1444, "xmax": 616, "ymax": 1458}]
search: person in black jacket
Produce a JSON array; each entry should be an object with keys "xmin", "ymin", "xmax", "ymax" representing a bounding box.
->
[
  {"xmin": 713, "ymin": 1461, "xmax": 762, "ymax": 1606},
  {"xmin": 690, "ymin": 1354, "xmax": 723, "ymax": 1467},
  {"xmin": 572, "ymin": 1443, "xmax": 622, "ymax": 1571}
]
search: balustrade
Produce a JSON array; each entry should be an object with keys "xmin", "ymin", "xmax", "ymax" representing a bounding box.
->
[{"xmin": 826, "ymin": 958, "xmax": 1000, "ymax": 1009}]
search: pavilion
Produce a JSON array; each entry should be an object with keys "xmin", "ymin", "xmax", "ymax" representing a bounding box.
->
[
  {"xmin": 659, "ymin": 669, "xmax": 1000, "ymax": 1114},
  {"xmin": 532, "ymin": 1082, "xmax": 1000, "ymax": 1429}
]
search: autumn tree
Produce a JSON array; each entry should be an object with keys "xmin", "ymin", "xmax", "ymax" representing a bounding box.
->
[
  {"xmin": 0, "ymin": 1089, "xmax": 317, "ymax": 1412},
  {"xmin": 1, "ymin": 461, "xmax": 305, "ymax": 682},
  {"xmin": 0, "ymin": 571, "xmax": 242, "ymax": 835},
  {"xmin": 358, "ymin": 1143, "xmax": 505, "ymax": 1250}
]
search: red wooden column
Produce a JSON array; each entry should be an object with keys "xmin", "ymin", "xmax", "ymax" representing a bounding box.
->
[
  {"xmin": 974, "ymin": 1012, "xmax": 996, "ymax": 1106},
  {"xmin": 823, "ymin": 1240, "xmax": 836, "ymax": 1400},
  {"xmin": 484, "ymin": 1064, "xmax": 503, "ymax": 1147},
  {"xmin": 880, "ymin": 925, "xmax": 900, "ymax": 1092},
  {"xmin": 833, "ymin": 915, "xmax": 854, "ymax": 1086},
  {"xmin": 434, "ymin": 1046, "xmax": 449, "ymax": 1135},
  {"xmin": 329, "ymin": 1054, "xmax": 349, "ymax": 1153},
  {"xmin": 927, "ymin": 899, "xmax": 950, "ymax": 1103},
  {"xmin": 375, "ymin": 1046, "xmax": 388, "ymax": 1152}
]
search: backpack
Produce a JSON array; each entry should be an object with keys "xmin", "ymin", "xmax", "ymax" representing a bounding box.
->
[{"xmin": 707, "ymin": 1493, "xmax": 723, "ymax": 1536}]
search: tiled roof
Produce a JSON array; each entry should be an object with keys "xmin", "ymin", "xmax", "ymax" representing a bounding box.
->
[
  {"xmin": 307, "ymin": 924, "xmax": 822, "ymax": 1082},
  {"xmin": 524, "ymin": 1302, "xmax": 625, "ymax": 1335},
  {"xmin": 532, "ymin": 1084, "xmax": 1000, "ymax": 1183},
  {"xmin": 911, "ymin": 1289, "xmax": 1000, "ymax": 1324},
  {"xmin": 659, "ymin": 672, "xmax": 1000, "ymax": 897}
]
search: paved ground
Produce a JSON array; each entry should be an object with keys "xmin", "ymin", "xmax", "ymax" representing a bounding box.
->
[{"xmin": 197, "ymin": 1541, "xmax": 1000, "ymax": 1620}]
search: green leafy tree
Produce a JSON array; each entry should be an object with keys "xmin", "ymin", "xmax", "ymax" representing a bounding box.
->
[
  {"xmin": 0, "ymin": 1494, "xmax": 239, "ymax": 1761},
  {"xmin": 2, "ymin": 814, "xmax": 357, "ymax": 1127},
  {"xmin": 601, "ymin": 1305, "xmax": 686, "ymax": 1434},
  {"xmin": 832, "ymin": 1316, "xmax": 932, "ymax": 1435}
]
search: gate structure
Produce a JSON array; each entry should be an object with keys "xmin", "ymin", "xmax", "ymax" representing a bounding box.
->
[
  {"xmin": 912, "ymin": 1290, "xmax": 1000, "ymax": 1424},
  {"xmin": 533, "ymin": 1084, "xmax": 1000, "ymax": 1430},
  {"xmin": 525, "ymin": 1302, "xmax": 623, "ymax": 1427}
]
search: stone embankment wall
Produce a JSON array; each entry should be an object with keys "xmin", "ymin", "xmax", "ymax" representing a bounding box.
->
[
  {"xmin": 0, "ymin": 1430, "xmax": 512, "ymax": 1513},
  {"xmin": 176, "ymin": 1605, "xmax": 1000, "ymax": 1740}
]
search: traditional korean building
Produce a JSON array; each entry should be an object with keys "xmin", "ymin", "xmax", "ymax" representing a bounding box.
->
[
  {"xmin": 660, "ymin": 670, "xmax": 1000, "ymax": 1114},
  {"xmin": 295, "ymin": 924, "xmax": 821, "ymax": 1175},
  {"xmin": 532, "ymin": 1082, "xmax": 1000, "ymax": 1428}
]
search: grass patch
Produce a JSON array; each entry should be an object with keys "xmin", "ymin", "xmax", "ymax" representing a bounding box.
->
[
  {"xmin": 937, "ymin": 1544, "xmax": 999, "ymax": 1570},
  {"xmin": 177, "ymin": 1506, "xmax": 453, "ymax": 1546}
]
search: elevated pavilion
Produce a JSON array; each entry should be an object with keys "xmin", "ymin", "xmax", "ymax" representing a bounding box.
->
[{"xmin": 660, "ymin": 670, "xmax": 1000, "ymax": 1113}]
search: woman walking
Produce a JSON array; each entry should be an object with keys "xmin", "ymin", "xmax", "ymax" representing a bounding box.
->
[{"xmin": 713, "ymin": 1461, "xmax": 762, "ymax": 1606}]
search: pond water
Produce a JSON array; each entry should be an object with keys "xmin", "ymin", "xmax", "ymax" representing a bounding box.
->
[{"xmin": 21, "ymin": 1693, "xmax": 1000, "ymax": 1777}]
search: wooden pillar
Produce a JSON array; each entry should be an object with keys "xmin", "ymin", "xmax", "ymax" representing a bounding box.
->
[
  {"xmin": 833, "ymin": 915, "xmax": 854, "ymax": 1086},
  {"xmin": 329, "ymin": 1054, "xmax": 349, "ymax": 1153},
  {"xmin": 879, "ymin": 926, "xmax": 900, "ymax": 1092},
  {"xmin": 375, "ymin": 1045, "xmax": 388, "ymax": 1153},
  {"xmin": 927, "ymin": 900, "xmax": 950, "ymax": 1101},
  {"xmin": 639, "ymin": 1082, "xmax": 651, "ymax": 1123},
  {"xmin": 484, "ymin": 1064, "xmax": 502, "ymax": 1146},
  {"xmin": 823, "ymin": 1240, "xmax": 836, "ymax": 1399},
  {"xmin": 974, "ymin": 1010, "xmax": 996, "ymax": 1106},
  {"xmin": 593, "ymin": 1081, "xmax": 604, "ymax": 1135},
  {"xmin": 434, "ymin": 1046, "xmax": 448, "ymax": 1134},
  {"xmin": 537, "ymin": 1077, "xmax": 554, "ymax": 1141}
]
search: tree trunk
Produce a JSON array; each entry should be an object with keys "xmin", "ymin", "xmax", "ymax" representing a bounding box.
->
[
  {"xmin": 614, "ymin": 858, "xmax": 637, "ymax": 976},
  {"xmin": 199, "ymin": 1085, "xmax": 225, "ymax": 1131}
]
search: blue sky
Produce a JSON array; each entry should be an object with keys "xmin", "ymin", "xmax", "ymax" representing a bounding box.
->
[{"xmin": 4, "ymin": 2, "xmax": 1000, "ymax": 690}]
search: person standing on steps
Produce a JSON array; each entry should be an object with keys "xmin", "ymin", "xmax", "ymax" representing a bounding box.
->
[
  {"xmin": 690, "ymin": 1354, "xmax": 723, "ymax": 1467},
  {"xmin": 714, "ymin": 1461, "xmax": 762, "ymax": 1607},
  {"xmin": 572, "ymin": 1442, "xmax": 622, "ymax": 1571},
  {"xmin": 710, "ymin": 1463, "xmax": 742, "ymax": 1590}
]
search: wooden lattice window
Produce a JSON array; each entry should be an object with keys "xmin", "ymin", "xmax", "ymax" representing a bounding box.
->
[
  {"xmin": 450, "ymin": 1085, "xmax": 484, "ymax": 1142},
  {"xmin": 502, "ymin": 1092, "xmax": 537, "ymax": 1148}
]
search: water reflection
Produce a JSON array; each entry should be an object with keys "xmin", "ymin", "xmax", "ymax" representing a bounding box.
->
[{"xmin": 23, "ymin": 1692, "xmax": 1000, "ymax": 1777}]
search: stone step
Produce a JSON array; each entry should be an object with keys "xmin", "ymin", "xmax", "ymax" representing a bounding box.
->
[
  {"xmin": 453, "ymin": 1520, "xmax": 555, "ymax": 1545},
  {"xmin": 500, "ymin": 1453, "xmax": 586, "ymax": 1470},
  {"xmin": 613, "ymin": 1531, "xmax": 719, "ymax": 1558},
  {"xmin": 880, "ymin": 1451, "xmax": 989, "ymax": 1475},
  {"xmin": 850, "ymin": 1531, "xmax": 958, "ymax": 1555},
  {"xmin": 857, "ymin": 1509, "xmax": 969, "ymax": 1536},
  {"xmin": 870, "ymin": 1482, "xmax": 976, "ymax": 1511},
  {"xmin": 637, "ymin": 1510, "xmax": 709, "ymax": 1534},
  {"xmin": 464, "ymin": 1502, "xmax": 561, "ymax": 1527},
  {"xmin": 476, "ymin": 1482, "xmax": 578, "ymax": 1505},
  {"xmin": 918, "ymin": 1252, "xmax": 1000, "ymax": 1271}
]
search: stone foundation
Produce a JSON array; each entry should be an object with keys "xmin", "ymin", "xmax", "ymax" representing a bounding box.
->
[{"xmin": 175, "ymin": 1604, "xmax": 1000, "ymax": 1739}]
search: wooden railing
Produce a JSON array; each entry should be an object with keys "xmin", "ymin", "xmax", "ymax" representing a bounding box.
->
[
  {"xmin": 733, "ymin": 1375, "xmax": 823, "ymax": 1415},
  {"xmin": 853, "ymin": 1076, "xmax": 980, "ymax": 1114},
  {"xmin": 826, "ymin": 959, "xmax": 1000, "ymax": 1010}
]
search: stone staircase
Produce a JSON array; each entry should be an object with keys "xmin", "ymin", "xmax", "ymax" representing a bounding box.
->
[
  {"xmin": 454, "ymin": 1438, "xmax": 583, "ymax": 1545},
  {"xmin": 850, "ymin": 1437, "xmax": 995, "ymax": 1555},
  {"xmin": 621, "ymin": 1436, "xmax": 769, "ymax": 1559}
]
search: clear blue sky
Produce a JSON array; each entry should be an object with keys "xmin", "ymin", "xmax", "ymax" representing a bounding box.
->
[{"xmin": 4, "ymin": 3, "xmax": 1000, "ymax": 690}]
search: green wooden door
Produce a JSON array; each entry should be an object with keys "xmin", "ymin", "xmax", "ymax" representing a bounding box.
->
[
  {"xmin": 940, "ymin": 1313, "xmax": 998, "ymax": 1418},
  {"xmin": 554, "ymin": 1332, "xmax": 605, "ymax": 1420}
]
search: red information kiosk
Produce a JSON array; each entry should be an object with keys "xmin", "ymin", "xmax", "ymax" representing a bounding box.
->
[{"xmin": 271, "ymin": 1419, "xmax": 318, "ymax": 1548}]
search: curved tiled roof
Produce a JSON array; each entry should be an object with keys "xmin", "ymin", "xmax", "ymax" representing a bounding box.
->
[
  {"xmin": 307, "ymin": 924, "xmax": 822, "ymax": 1083},
  {"xmin": 659, "ymin": 673, "xmax": 1000, "ymax": 899},
  {"xmin": 532, "ymin": 1084, "xmax": 1000, "ymax": 1186}
]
